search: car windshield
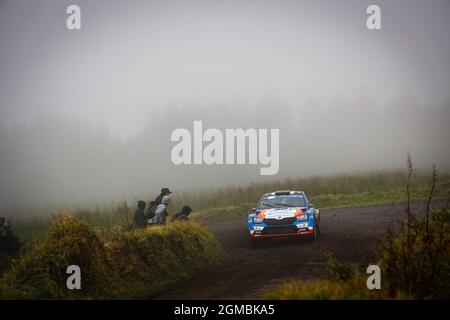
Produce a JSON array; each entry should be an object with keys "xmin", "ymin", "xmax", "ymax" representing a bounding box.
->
[{"xmin": 258, "ymin": 195, "xmax": 306, "ymax": 209}]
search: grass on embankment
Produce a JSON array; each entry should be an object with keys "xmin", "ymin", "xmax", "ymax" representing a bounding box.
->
[{"xmin": 0, "ymin": 215, "xmax": 225, "ymax": 299}]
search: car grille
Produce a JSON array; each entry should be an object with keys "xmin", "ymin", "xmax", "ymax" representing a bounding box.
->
[
  {"xmin": 264, "ymin": 217, "xmax": 296, "ymax": 225},
  {"xmin": 262, "ymin": 225, "xmax": 298, "ymax": 235}
]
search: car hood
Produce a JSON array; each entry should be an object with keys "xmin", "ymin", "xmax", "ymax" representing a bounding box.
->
[{"xmin": 257, "ymin": 207, "xmax": 305, "ymax": 219}]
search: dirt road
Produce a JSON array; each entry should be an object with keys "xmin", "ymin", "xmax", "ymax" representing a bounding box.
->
[{"xmin": 152, "ymin": 201, "xmax": 434, "ymax": 299}]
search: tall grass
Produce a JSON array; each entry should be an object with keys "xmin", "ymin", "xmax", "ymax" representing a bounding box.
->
[
  {"xmin": 8, "ymin": 169, "xmax": 450, "ymax": 245},
  {"xmin": 175, "ymin": 169, "xmax": 447, "ymax": 210},
  {"xmin": 381, "ymin": 163, "xmax": 449, "ymax": 298}
]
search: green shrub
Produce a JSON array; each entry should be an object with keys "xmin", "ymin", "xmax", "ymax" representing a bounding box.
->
[
  {"xmin": 324, "ymin": 253, "xmax": 354, "ymax": 281},
  {"xmin": 0, "ymin": 215, "xmax": 124, "ymax": 299},
  {"xmin": 0, "ymin": 216, "xmax": 225, "ymax": 299},
  {"xmin": 381, "ymin": 208, "xmax": 450, "ymax": 299}
]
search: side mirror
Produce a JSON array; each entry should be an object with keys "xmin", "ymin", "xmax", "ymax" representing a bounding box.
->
[{"xmin": 247, "ymin": 207, "xmax": 256, "ymax": 214}]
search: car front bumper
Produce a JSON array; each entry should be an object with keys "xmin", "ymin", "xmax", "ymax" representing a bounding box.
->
[{"xmin": 249, "ymin": 224, "xmax": 315, "ymax": 237}]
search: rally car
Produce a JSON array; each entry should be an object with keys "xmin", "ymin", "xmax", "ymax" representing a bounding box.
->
[{"xmin": 247, "ymin": 190, "xmax": 320, "ymax": 241}]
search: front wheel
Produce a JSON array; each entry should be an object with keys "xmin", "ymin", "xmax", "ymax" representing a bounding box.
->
[{"xmin": 308, "ymin": 224, "xmax": 320, "ymax": 242}]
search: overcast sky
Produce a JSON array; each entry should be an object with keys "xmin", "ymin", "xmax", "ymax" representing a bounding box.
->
[{"xmin": 1, "ymin": 0, "xmax": 449, "ymax": 139}]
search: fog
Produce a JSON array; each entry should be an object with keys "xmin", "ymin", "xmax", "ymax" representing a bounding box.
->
[{"xmin": 0, "ymin": 0, "xmax": 449, "ymax": 208}]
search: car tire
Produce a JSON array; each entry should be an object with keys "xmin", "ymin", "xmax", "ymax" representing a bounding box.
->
[{"xmin": 309, "ymin": 225, "xmax": 319, "ymax": 242}]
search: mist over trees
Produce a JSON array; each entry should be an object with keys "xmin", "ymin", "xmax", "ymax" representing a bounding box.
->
[
  {"xmin": 0, "ymin": 95, "xmax": 449, "ymax": 209},
  {"xmin": 1, "ymin": 0, "xmax": 449, "ymax": 210}
]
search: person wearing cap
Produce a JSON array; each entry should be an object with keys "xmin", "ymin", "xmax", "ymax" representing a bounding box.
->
[
  {"xmin": 154, "ymin": 187, "xmax": 171, "ymax": 205},
  {"xmin": 148, "ymin": 195, "xmax": 171, "ymax": 225}
]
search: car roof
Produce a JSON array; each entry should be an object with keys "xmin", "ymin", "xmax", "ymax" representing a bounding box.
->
[{"xmin": 260, "ymin": 190, "xmax": 306, "ymax": 197}]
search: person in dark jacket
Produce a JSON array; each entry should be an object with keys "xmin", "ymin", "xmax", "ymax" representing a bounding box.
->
[
  {"xmin": 172, "ymin": 206, "xmax": 192, "ymax": 221},
  {"xmin": 0, "ymin": 217, "xmax": 6, "ymax": 237},
  {"xmin": 154, "ymin": 187, "xmax": 171, "ymax": 204},
  {"xmin": 0, "ymin": 217, "xmax": 21, "ymax": 257},
  {"xmin": 133, "ymin": 201, "xmax": 147, "ymax": 228}
]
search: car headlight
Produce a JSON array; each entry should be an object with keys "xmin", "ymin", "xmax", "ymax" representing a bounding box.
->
[
  {"xmin": 253, "ymin": 217, "xmax": 263, "ymax": 224},
  {"xmin": 296, "ymin": 214, "xmax": 308, "ymax": 221}
]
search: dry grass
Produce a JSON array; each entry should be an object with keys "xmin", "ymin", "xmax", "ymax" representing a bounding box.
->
[{"xmin": 0, "ymin": 216, "xmax": 225, "ymax": 299}]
